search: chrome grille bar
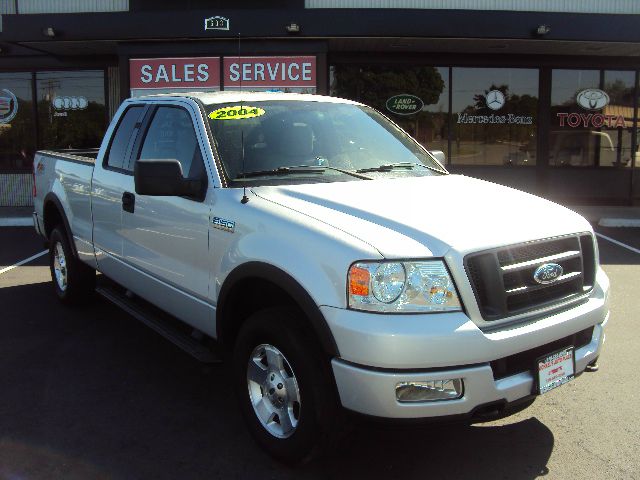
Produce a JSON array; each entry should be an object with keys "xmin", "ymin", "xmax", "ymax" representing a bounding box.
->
[{"xmin": 501, "ymin": 250, "xmax": 581, "ymax": 272}]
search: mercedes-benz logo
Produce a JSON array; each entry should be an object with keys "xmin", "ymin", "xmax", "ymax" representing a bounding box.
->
[{"xmin": 485, "ymin": 90, "xmax": 506, "ymax": 111}]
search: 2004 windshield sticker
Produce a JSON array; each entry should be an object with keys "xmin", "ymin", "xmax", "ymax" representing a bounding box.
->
[{"xmin": 208, "ymin": 106, "xmax": 265, "ymax": 120}]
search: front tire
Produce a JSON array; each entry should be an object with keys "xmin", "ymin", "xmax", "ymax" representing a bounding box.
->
[
  {"xmin": 49, "ymin": 226, "xmax": 95, "ymax": 304},
  {"xmin": 232, "ymin": 307, "xmax": 342, "ymax": 463}
]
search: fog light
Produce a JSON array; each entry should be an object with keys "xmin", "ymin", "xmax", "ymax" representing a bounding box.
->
[{"xmin": 396, "ymin": 379, "xmax": 464, "ymax": 402}]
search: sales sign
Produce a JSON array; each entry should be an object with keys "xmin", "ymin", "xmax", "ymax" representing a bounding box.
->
[
  {"xmin": 129, "ymin": 57, "xmax": 221, "ymax": 90},
  {"xmin": 223, "ymin": 56, "xmax": 316, "ymax": 88}
]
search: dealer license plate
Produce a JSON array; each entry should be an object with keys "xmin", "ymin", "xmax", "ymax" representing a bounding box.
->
[{"xmin": 536, "ymin": 347, "xmax": 575, "ymax": 395}]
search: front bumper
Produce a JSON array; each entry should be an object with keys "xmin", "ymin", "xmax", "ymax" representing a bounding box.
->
[
  {"xmin": 332, "ymin": 317, "xmax": 605, "ymax": 418},
  {"xmin": 325, "ymin": 269, "xmax": 609, "ymax": 419}
]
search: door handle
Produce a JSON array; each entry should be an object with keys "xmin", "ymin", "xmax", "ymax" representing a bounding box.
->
[{"xmin": 122, "ymin": 191, "xmax": 135, "ymax": 213}]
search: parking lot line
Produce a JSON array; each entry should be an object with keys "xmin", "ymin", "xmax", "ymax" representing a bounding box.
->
[
  {"xmin": 595, "ymin": 232, "xmax": 640, "ymax": 255},
  {"xmin": 0, "ymin": 250, "xmax": 47, "ymax": 275},
  {"xmin": 0, "ymin": 217, "xmax": 33, "ymax": 227}
]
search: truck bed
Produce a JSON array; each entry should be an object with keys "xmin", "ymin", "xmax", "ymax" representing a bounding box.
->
[
  {"xmin": 33, "ymin": 148, "xmax": 99, "ymax": 269},
  {"xmin": 38, "ymin": 148, "xmax": 99, "ymax": 165}
]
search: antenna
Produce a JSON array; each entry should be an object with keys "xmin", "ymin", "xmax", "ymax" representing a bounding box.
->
[{"xmin": 238, "ymin": 32, "xmax": 250, "ymax": 204}]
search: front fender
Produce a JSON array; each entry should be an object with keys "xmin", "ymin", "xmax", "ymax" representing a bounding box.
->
[
  {"xmin": 213, "ymin": 193, "xmax": 382, "ymax": 309},
  {"xmin": 211, "ymin": 191, "xmax": 382, "ymax": 356},
  {"xmin": 217, "ymin": 261, "xmax": 340, "ymax": 356}
]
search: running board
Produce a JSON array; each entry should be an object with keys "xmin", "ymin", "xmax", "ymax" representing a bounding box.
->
[{"xmin": 96, "ymin": 285, "xmax": 221, "ymax": 364}]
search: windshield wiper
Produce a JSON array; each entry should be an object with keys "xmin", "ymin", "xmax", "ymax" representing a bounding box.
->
[
  {"xmin": 356, "ymin": 162, "xmax": 444, "ymax": 174},
  {"xmin": 236, "ymin": 165, "xmax": 372, "ymax": 180}
]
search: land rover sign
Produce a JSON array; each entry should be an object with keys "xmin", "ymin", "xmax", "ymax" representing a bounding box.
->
[{"xmin": 386, "ymin": 94, "xmax": 424, "ymax": 115}]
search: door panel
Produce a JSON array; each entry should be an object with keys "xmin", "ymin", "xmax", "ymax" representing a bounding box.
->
[
  {"xmin": 92, "ymin": 105, "xmax": 145, "ymax": 279},
  {"xmin": 121, "ymin": 103, "xmax": 213, "ymax": 334}
]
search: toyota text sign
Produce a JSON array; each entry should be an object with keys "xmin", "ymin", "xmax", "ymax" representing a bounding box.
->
[
  {"xmin": 130, "ymin": 57, "xmax": 221, "ymax": 90},
  {"xmin": 223, "ymin": 56, "xmax": 316, "ymax": 88}
]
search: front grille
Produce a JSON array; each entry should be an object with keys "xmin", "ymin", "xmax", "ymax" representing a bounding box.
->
[
  {"xmin": 490, "ymin": 326, "xmax": 594, "ymax": 380},
  {"xmin": 465, "ymin": 234, "xmax": 596, "ymax": 322}
]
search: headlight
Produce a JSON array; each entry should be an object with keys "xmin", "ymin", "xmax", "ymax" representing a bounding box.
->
[{"xmin": 348, "ymin": 260, "xmax": 461, "ymax": 313}]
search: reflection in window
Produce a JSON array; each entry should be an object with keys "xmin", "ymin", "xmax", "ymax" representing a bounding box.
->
[
  {"xmin": 451, "ymin": 68, "xmax": 538, "ymax": 166},
  {"xmin": 550, "ymin": 69, "xmax": 635, "ymax": 168},
  {"xmin": 329, "ymin": 65, "xmax": 449, "ymax": 155},
  {"xmin": 106, "ymin": 106, "xmax": 144, "ymax": 171},
  {"xmin": 36, "ymin": 70, "xmax": 107, "ymax": 151},
  {"xmin": 602, "ymin": 71, "xmax": 634, "ymax": 168},
  {"xmin": 0, "ymin": 73, "xmax": 36, "ymax": 172}
]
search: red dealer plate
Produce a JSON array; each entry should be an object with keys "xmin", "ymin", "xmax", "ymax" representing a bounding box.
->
[{"xmin": 536, "ymin": 347, "xmax": 575, "ymax": 395}]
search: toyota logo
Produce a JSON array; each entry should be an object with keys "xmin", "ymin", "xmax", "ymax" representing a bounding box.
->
[
  {"xmin": 576, "ymin": 89, "xmax": 610, "ymax": 111},
  {"xmin": 485, "ymin": 90, "xmax": 505, "ymax": 111},
  {"xmin": 53, "ymin": 96, "xmax": 88, "ymax": 111},
  {"xmin": 533, "ymin": 263, "xmax": 564, "ymax": 285}
]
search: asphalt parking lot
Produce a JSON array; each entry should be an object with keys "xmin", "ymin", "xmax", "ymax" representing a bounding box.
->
[{"xmin": 0, "ymin": 226, "xmax": 639, "ymax": 480}]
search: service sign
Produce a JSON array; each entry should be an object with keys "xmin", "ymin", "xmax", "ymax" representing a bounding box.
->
[
  {"xmin": 223, "ymin": 56, "xmax": 316, "ymax": 89},
  {"xmin": 129, "ymin": 57, "xmax": 221, "ymax": 90}
]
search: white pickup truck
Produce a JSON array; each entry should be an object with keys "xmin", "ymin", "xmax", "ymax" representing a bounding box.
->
[{"xmin": 33, "ymin": 91, "xmax": 609, "ymax": 462}]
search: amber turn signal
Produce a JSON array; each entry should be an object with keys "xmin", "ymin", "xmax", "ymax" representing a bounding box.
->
[{"xmin": 349, "ymin": 265, "xmax": 370, "ymax": 296}]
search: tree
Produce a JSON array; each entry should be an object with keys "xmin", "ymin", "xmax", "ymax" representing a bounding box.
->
[
  {"xmin": 332, "ymin": 65, "xmax": 445, "ymax": 112},
  {"xmin": 331, "ymin": 65, "xmax": 446, "ymax": 143}
]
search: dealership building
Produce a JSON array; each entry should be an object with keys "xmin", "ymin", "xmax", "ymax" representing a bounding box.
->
[{"xmin": 1, "ymin": 0, "xmax": 640, "ymax": 206}]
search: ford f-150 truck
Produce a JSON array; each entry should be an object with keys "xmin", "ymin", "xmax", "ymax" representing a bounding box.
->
[{"xmin": 33, "ymin": 91, "xmax": 609, "ymax": 463}]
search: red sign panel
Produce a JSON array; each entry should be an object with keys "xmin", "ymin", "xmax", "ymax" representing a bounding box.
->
[
  {"xmin": 129, "ymin": 57, "xmax": 221, "ymax": 90},
  {"xmin": 223, "ymin": 56, "xmax": 316, "ymax": 88}
]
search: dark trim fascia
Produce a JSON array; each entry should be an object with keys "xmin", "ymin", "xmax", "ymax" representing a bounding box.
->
[
  {"xmin": 116, "ymin": 39, "xmax": 328, "ymax": 57},
  {"xmin": 0, "ymin": 55, "xmax": 117, "ymax": 70},
  {"xmin": 3, "ymin": 9, "xmax": 640, "ymax": 43},
  {"xmin": 328, "ymin": 52, "xmax": 640, "ymax": 70}
]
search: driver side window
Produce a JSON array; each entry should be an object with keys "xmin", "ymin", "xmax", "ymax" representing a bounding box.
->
[{"xmin": 138, "ymin": 106, "xmax": 206, "ymax": 179}]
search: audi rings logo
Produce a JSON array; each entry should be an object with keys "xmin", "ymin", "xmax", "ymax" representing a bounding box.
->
[
  {"xmin": 576, "ymin": 89, "xmax": 610, "ymax": 111},
  {"xmin": 53, "ymin": 96, "xmax": 88, "ymax": 111},
  {"xmin": 0, "ymin": 89, "xmax": 19, "ymax": 124},
  {"xmin": 485, "ymin": 90, "xmax": 506, "ymax": 111}
]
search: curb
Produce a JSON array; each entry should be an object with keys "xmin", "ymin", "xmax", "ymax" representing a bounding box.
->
[
  {"xmin": 598, "ymin": 218, "xmax": 640, "ymax": 228},
  {"xmin": 0, "ymin": 217, "xmax": 33, "ymax": 227}
]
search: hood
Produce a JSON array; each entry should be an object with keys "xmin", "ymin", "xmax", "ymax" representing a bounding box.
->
[{"xmin": 252, "ymin": 175, "xmax": 592, "ymax": 258}]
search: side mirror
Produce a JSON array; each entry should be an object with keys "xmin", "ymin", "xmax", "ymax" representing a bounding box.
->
[
  {"xmin": 429, "ymin": 150, "xmax": 446, "ymax": 165},
  {"xmin": 134, "ymin": 159, "xmax": 206, "ymax": 199}
]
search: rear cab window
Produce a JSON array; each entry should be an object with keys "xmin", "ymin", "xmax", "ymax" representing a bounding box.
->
[{"xmin": 105, "ymin": 106, "xmax": 144, "ymax": 172}]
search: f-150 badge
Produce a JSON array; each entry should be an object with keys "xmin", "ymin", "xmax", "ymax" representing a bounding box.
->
[{"xmin": 211, "ymin": 216, "xmax": 235, "ymax": 233}]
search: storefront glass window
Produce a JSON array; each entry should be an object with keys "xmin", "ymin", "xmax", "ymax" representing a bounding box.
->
[
  {"xmin": 602, "ymin": 70, "xmax": 635, "ymax": 168},
  {"xmin": 451, "ymin": 68, "xmax": 538, "ymax": 166},
  {"xmin": 0, "ymin": 73, "xmax": 36, "ymax": 172},
  {"xmin": 550, "ymin": 69, "xmax": 635, "ymax": 168},
  {"xmin": 36, "ymin": 70, "xmax": 107, "ymax": 150},
  {"xmin": 329, "ymin": 65, "xmax": 449, "ymax": 153}
]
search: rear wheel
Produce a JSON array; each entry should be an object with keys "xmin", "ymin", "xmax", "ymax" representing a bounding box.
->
[
  {"xmin": 232, "ymin": 307, "xmax": 342, "ymax": 463},
  {"xmin": 49, "ymin": 226, "xmax": 95, "ymax": 304}
]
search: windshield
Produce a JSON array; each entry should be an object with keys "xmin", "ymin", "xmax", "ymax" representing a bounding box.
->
[{"xmin": 205, "ymin": 100, "xmax": 447, "ymax": 185}]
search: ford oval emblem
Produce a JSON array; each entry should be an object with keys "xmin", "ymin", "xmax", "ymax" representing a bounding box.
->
[{"xmin": 533, "ymin": 263, "xmax": 564, "ymax": 285}]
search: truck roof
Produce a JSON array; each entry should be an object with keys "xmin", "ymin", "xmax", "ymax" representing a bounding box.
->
[{"xmin": 132, "ymin": 90, "xmax": 362, "ymax": 106}]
